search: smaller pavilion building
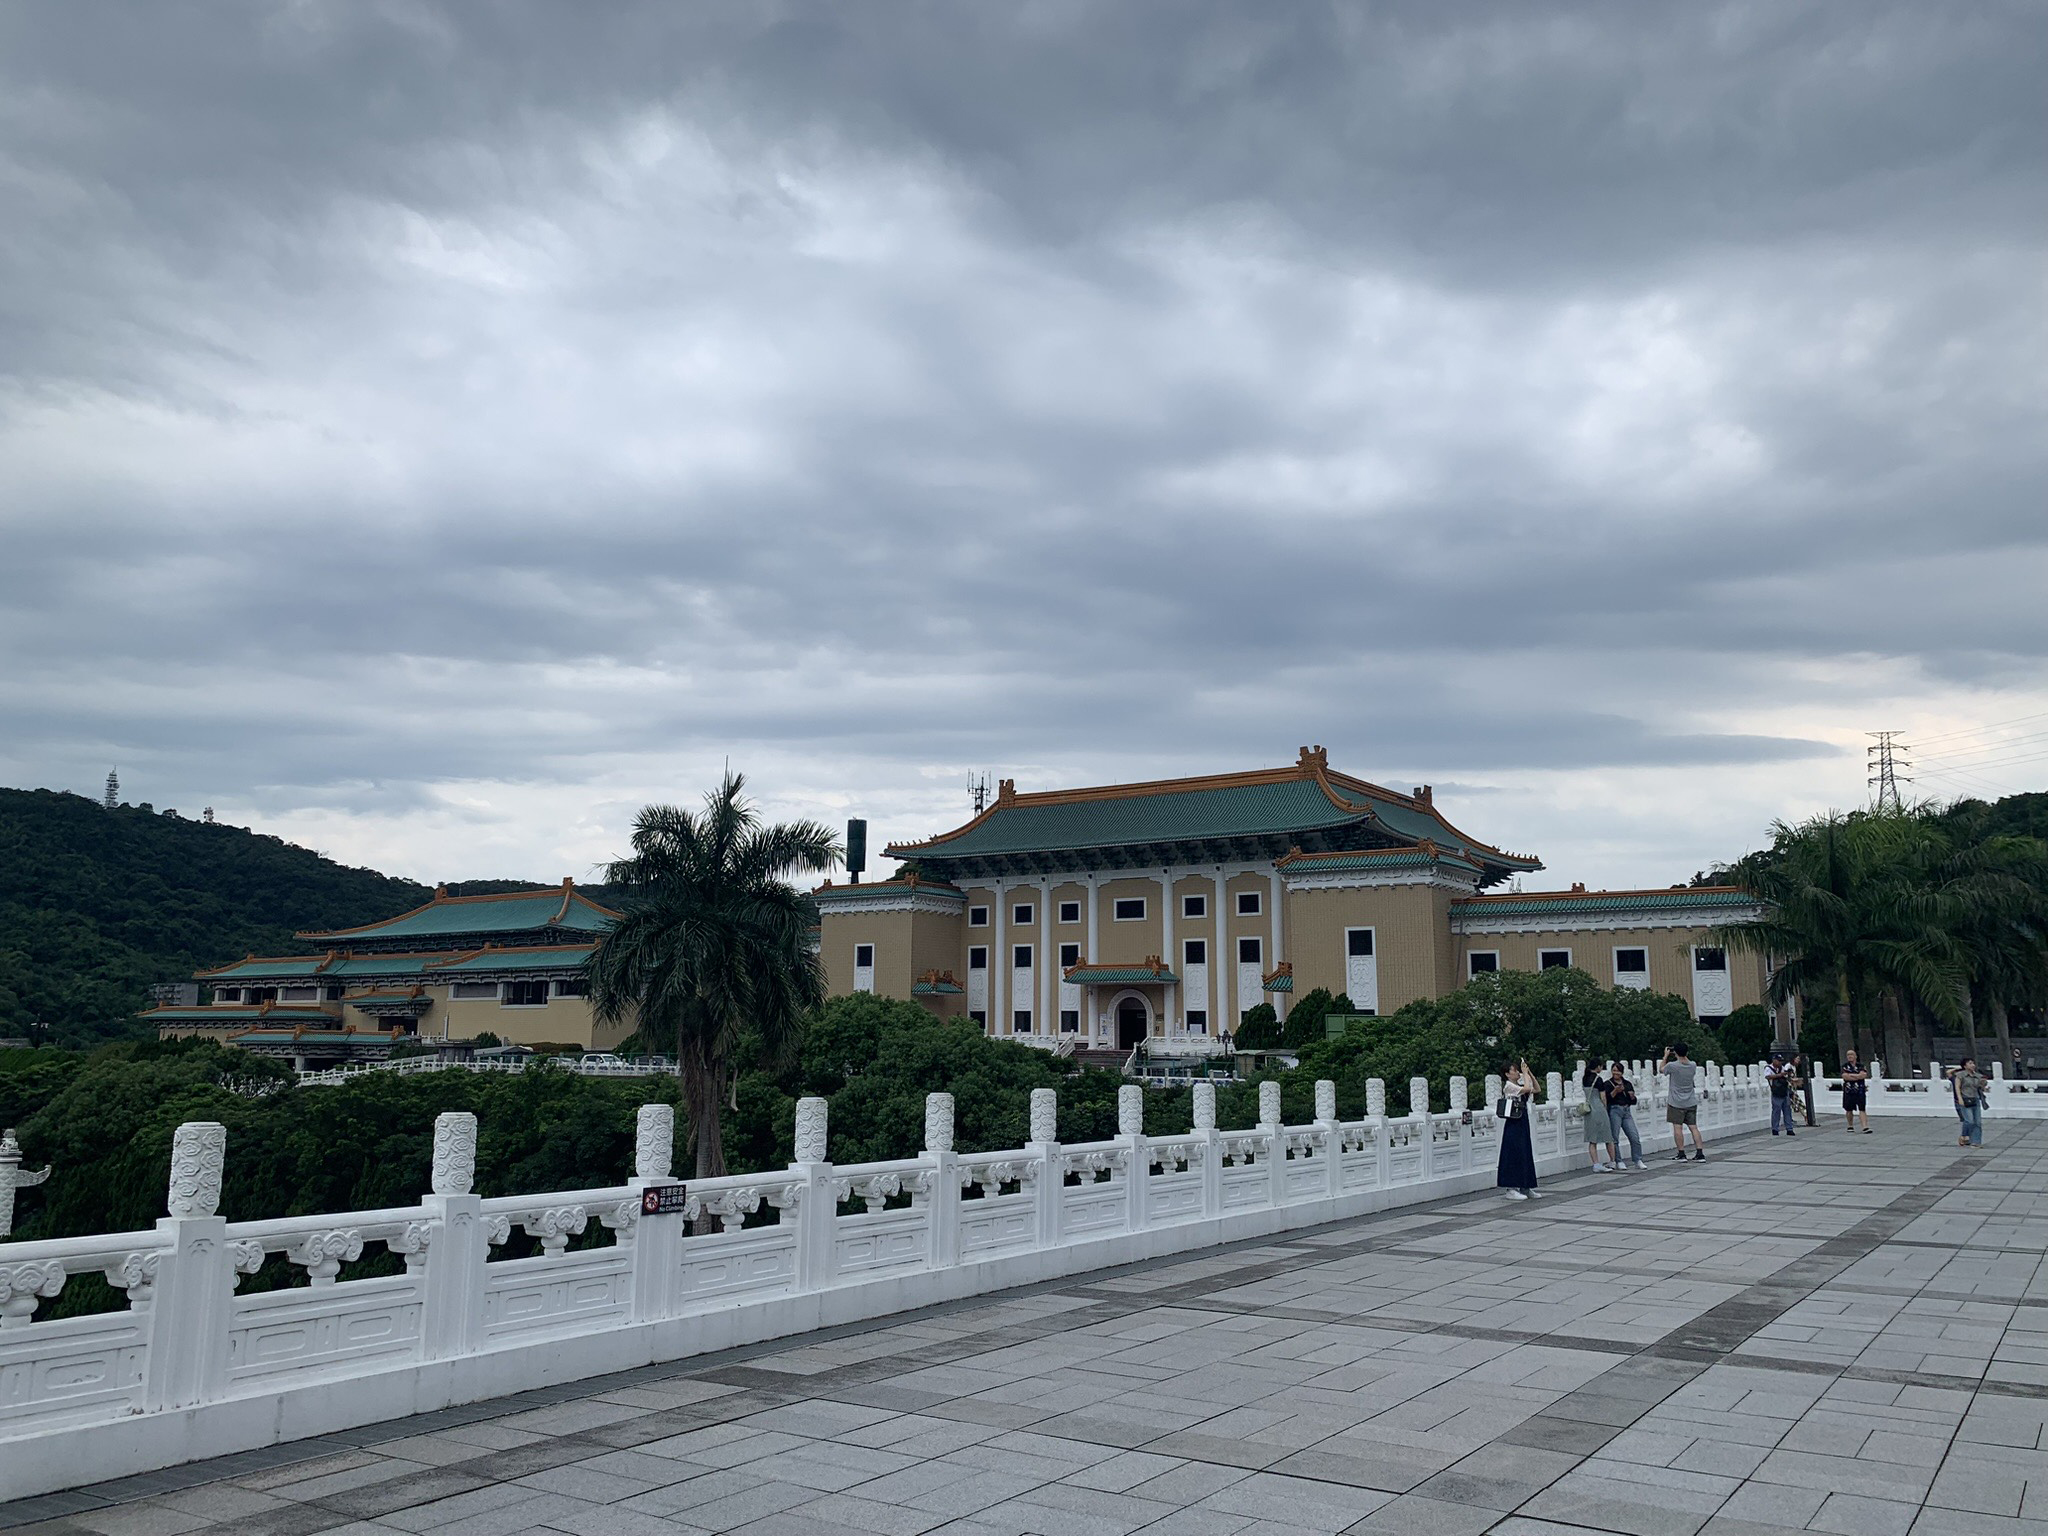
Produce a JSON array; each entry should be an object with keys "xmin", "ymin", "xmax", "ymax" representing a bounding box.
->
[{"xmin": 142, "ymin": 881, "xmax": 633, "ymax": 1058}]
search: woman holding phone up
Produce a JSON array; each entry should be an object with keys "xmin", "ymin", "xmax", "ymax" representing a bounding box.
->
[{"xmin": 1497, "ymin": 1059, "xmax": 1541, "ymax": 1201}]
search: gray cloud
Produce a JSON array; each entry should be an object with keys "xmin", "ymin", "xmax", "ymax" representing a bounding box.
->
[{"xmin": 1, "ymin": 1, "xmax": 2043, "ymax": 887}]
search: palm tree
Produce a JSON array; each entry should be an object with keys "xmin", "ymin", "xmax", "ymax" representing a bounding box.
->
[
  {"xmin": 587, "ymin": 773, "xmax": 839, "ymax": 1180},
  {"xmin": 1938, "ymin": 801, "xmax": 2048, "ymax": 1076},
  {"xmin": 1712, "ymin": 810, "xmax": 1973, "ymax": 1071}
]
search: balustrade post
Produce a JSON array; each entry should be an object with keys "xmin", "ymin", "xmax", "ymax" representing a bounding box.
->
[
  {"xmin": 420, "ymin": 1111, "xmax": 485, "ymax": 1360},
  {"xmin": 1315, "ymin": 1079, "xmax": 1341, "ymax": 1198},
  {"xmin": 789, "ymin": 1097, "xmax": 835, "ymax": 1293},
  {"xmin": 1119, "ymin": 1085, "xmax": 1148, "ymax": 1230},
  {"xmin": 1258, "ymin": 1080, "xmax": 1284, "ymax": 1207},
  {"xmin": 1450, "ymin": 1076, "xmax": 1470, "ymax": 1173},
  {"xmin": 1027, "ymin": 1088, "xmax": 1062, "ymax": 1248},
  {"xmin": 1192, "ymin": 1082, "xmax": 1222, "ymax": 1217},
  {"xmin": 1367, "ymin": 1078, "xmax": 1389, "ymax": 1188},
  {"xmin": 626, "ymin": 1104, "xmax": 681, "ymax": 1322},
  {"xmin": 922, "ymin": 1093, "xmax": 960, "ymax": 1270},
  {"xmin": 143, "ymin": 1122, "xmax": 232, "ymax": 1411},
  {"xmin": 1407, "ymin": 1077, "xmax": 1431, "ymax": 1180},
  {"xmin": 1545, "ymin": 1072, "xmax": 1565, "ymax": 1159}
]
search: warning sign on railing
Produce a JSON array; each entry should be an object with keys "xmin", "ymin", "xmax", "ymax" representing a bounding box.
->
[{"xmin": 640, "ymin": 1184, "xmax": 690, "ymax": 1216}]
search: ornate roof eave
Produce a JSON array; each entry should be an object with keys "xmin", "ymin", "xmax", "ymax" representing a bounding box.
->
[{"xmin": 906, "ymin": 819, "xmax": 1406, "ymax": 882}]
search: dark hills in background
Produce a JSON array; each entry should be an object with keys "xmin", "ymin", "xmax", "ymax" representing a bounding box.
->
[
  {"xmin": 0, "ymin": 788, "xmax": 620, "ymax": 1047},
  {"xmin": 3, "ymin": 782, "xmax": 2044, "ymax": 1050}
]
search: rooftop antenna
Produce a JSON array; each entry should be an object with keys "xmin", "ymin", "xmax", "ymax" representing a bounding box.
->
[
  {"xmin": 969, "ymin": 773, "xmax": 990, "ymax": 815},
  {"xmin": 1867, "ymin": 731, "xmax": 1911, "ymax": 814},
  {"xmin": 103, "ymin": 770, "xmax": 119, "ymax": 809},
  {"xmin": 845, "ymin": 819, "xmax": 867, "ymax": 885}
]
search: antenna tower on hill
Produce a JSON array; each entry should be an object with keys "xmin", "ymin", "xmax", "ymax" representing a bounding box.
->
[
  {"xmin": 103, "ymin": 770, "xmax": 119, "ymax": 810},
  {"xmin": 1867, "ymin": 731, "xmax": 1911, "ymax": 814}
]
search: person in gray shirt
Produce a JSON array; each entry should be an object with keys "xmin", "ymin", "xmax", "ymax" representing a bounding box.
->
[{"xmin": 1661, "ymin": 1044, "xmax": 1707, "ymax": 1162}]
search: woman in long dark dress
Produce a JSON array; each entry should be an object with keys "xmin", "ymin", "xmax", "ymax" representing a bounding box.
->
[{"xmin": 1497, "ymin": 1059, "xmax": 1540, "ymax": 1200}]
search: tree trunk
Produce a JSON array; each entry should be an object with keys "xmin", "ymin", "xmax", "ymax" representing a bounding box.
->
[
  {"xmin": 1991, "ymin": 998, "xmax": 2017, "ymax": 1079},
  {"xmin": 1833, "ymin": 992, "xmax": 1854, "ymax": 1072},
  {"xmin": 1880, "ymin": 988, "xmax": 1914, "ymax": 1079}
]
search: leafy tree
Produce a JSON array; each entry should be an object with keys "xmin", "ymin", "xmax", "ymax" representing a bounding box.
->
[
  {"xmin": 1234, "ymin": 1002, "xmax": 1280, "ymax": 1049},
  {"xmin": 1281, "ymin": 987, "xmax": 1355, "ymax": 1047},
  {"xmin": 1719, "ymin": 1004, "xmax": 1774, "ymax": 1065},
  {"xmin": 586, "ymin": 773, "xmax": 839, "ymax": 1180}
]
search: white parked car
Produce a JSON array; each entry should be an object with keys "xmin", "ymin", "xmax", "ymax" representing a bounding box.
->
[{"xmin": 578, "ymin": 1053, "xmax": 627, "ymax": 1071}]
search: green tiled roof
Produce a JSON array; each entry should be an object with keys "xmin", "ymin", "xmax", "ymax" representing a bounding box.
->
[
  {"xmin": 195, "ymin": 956, "xmax": 332, "ymax": 981},
  {"xmin": 1064, "ymin": 964, "xmax": 1181, "ymax": 985},
  {"xmin": 424, "ymin": 945, "xmax": 596, "ymax": 974},
  {"xmin": 1279, "ymin": 847, "xmax": 1483, "ymax": 876},
  {"xmin": 1262, "ymin": 972, "xmax": 1294, "ymax": 993},
  {"xmin": 885, "ymin": 758, "xmax": 1540, "ymax": 881},
  {"xmin": 142, "ymin": 1004, "xmax": 339, "ymax": 1024},
  {"xmin": 910, "ymin": 978, "xmax": 965, "ymax": 995},
  {"xmin": 299, "ymin": 883, "xmax": 617, "ymax": 943},
  {"xmin": 229, "ymin": 1029, "xmax": 397, "ymax": 1045},
  {"xmin": 1453, "ymin": 888, "xmax": 1757, "ymax": 919}
]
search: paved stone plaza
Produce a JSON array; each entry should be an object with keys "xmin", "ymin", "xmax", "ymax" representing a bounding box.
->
[{"xmin": 6, "ymin": 1121, "xmax": 2045, "ymax": 1536}]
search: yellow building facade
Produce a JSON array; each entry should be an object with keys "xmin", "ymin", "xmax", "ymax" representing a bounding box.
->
[{"xmin": 816, "ymin": 749, "xmax": 1766, "ymax": 1051}]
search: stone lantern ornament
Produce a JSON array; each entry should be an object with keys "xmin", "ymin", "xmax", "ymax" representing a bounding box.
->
[{"xmin": 0, "ymin": 1129, "xmax": 52, "ymax": 1240}]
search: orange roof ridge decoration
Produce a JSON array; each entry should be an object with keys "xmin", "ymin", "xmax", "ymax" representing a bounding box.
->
[{"xmin": 1262, "ymin": 960, "xmax": 1294, "ymax": 986}]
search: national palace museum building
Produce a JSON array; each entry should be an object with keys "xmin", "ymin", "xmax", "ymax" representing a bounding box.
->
[
  {"xmin": 142, "ymin": 749, "xmax": 1765, "ymax": 1059},
  {"xmin": 815, "ymin": 749, "xmax": 1766, "ymax": 1052}
]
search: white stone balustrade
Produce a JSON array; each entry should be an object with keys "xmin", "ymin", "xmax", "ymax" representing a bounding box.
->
[{"xmin": 0, "ymin": 1066, "xmax": 1784, "ymax": 1503}]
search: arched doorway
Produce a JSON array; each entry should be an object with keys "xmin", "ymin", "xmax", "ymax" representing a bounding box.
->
[{"xmin": 1116, "ymin": 996, "xmax": 1149, "ymax": 1050}]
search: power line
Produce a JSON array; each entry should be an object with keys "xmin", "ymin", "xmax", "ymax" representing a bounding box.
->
[
  {"xmin": 1910, "ymin": 707, "xmax": 2048, "ymax": 749},
  {"xmin": 1867, "ymin": 731, "xmax": 1911, "ymax": 814}
]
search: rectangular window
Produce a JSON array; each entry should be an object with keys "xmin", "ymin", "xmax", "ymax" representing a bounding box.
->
[
  {"xmin": 1012, "ymin": 902, "xmax": 1034, "ymax": 926},
  {"xmin": 968, "ymin": 905, "xmax": 989, "ymax": 927},
  {"xmin": 1059, "ymin": 943, "xmax": 1080, "ymax": 968},
  {"xmin": 1013, "ymin": 944, "xmax": 1033, "ymax": 969},
  {"xmin": 1468, "ymin": 951, "xmax": 1499, "ymax": 976},
  {"xmin": 854, "ymin": 943, "xmax": 875, "ymax": 968},
  {"xmin": 1113, "ymin": 897, "xmax": 1146, "ymax": 922},
  {"xmin": 278, "ymin": 985, "xmax": 319, "ymax": 1001},
  {"xmin": 968, "ymin": 946, "xmax": 988, "ymax": 970},
  {"xmin": 1346, "ymin": 929, "xmax": 1375, "ymax": 958},
  {"xmin": 1012, "ymin": 1010, "xmax": 1032, "ymax": 1033},
  {"xmin": 552, "ymin": 977, "xmax": 590, "ymax": 998},
  {"xmin": 1539, "ymin": 949, "xmax": 1571, "ymax": 970},
  {"xmin": 969, "ymin": 1010, "xmax": 987, "ymax": 1027},
  {"xmin": 1182, "ymin": 894, "xmax": 1207, "ymax": 919},
  {"xmin": 1183, "ymin": 938, "xmax": 1207, "ymax": 966},
  {"xmin": 503, "ymin": 979, "xmax": 549, "ymax": 1007},
  {"xmin": 1694, "ymin": 948, "xmax": 1727, "ymax": 971},
  {"xmin": 450, "ymin": 981, "xmax": 499, "ymax": 1000},
  {"xmin": 1186, "ymin": 1009, "xmax": 1208, "ymax": 1032},
  {"xmin": 1238, "ymin": 937, "xmax": 1262, "ymax": 965},
  {"xmin": 1060, "ymin": 1009, "xmax": 1080, "ymax": 1033},
  {"xmin": 1058, "ymin": 900, "xmax": 1081, "ymax": 924},
  {"xmin": 1236, "ymin": 891, "xmax": 1262, "ymax": 917},
  {"xmin": 1615, "ymin": 948, "xmax": 1648, "ymax": 973}
]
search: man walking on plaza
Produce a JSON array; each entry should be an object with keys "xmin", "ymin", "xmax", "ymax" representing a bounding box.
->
[
  {"xmin": 1841, "ymin": 1049, "xmax": 1872, "ymax": 1133},
  {"xmin": 1661, "ymin": 1044, "xmax": 1706, "ymax": 1161},
  {"xmin": 1767, "ymin": 1054, "xmax": 1799, "ymax": 1136}
]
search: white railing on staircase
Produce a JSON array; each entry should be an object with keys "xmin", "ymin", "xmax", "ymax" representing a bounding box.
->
[
  {"xmin": 294, "ymin": 1054, "xmax": 673, "ymax": 1088},
  {"xmin": 0, "ymin": 1060, "xmax": 1775, "ymax": 1500},
  {"xmin": 1805, "ymin": 1059, "xmax": 2048, "ymax": 1117}
]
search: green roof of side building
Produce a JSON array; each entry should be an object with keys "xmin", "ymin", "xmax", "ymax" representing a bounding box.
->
[
  {"xmin": 1064, "ymin": 964, "xmax": 1181, "ymax": 985},
  {"xmin": 886, "ymin": 749, "xmax": 1540, "ymax": 883},
  {"xmin": 1451, "ymin": 887, "xmax": 1758, "ymax": 920},
  {"xmin": 297, "ymin": 880, "xmax": 618, "ymax": 944}
]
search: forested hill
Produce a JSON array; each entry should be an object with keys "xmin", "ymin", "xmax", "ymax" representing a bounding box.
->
[{"xmin": 0, "ymin": 788, "xmax": 570, "ymax": 1047}]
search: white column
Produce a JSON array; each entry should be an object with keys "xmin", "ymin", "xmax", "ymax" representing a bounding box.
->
[
  {"xmin": 1086, "ymin": 873, "xmax": 1102, "ymax": 1039},
  {"xmin": 1269, "ymin": 867, "xmax": 1286, "ymax": 1021},
  {"xmin": 1160, "ymin": 868, "xmax": 1176, "ymax": 1031},
  {"xmin": 1214, "ymin": 865, "xmax": 1232, "ymax": 1030},
  {"xmin": 1039, "ymin": 879, "xmax": 1053, "ymax": 1037},
  {"xmin": 992, "ymin": 881, "xmax": 1007, "ymax": 1033}
]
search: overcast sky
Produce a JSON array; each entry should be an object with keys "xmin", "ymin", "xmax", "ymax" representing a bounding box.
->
[{"xmin": 3, "ymin": 2, "xmax": 2044, "ymax": 890}]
